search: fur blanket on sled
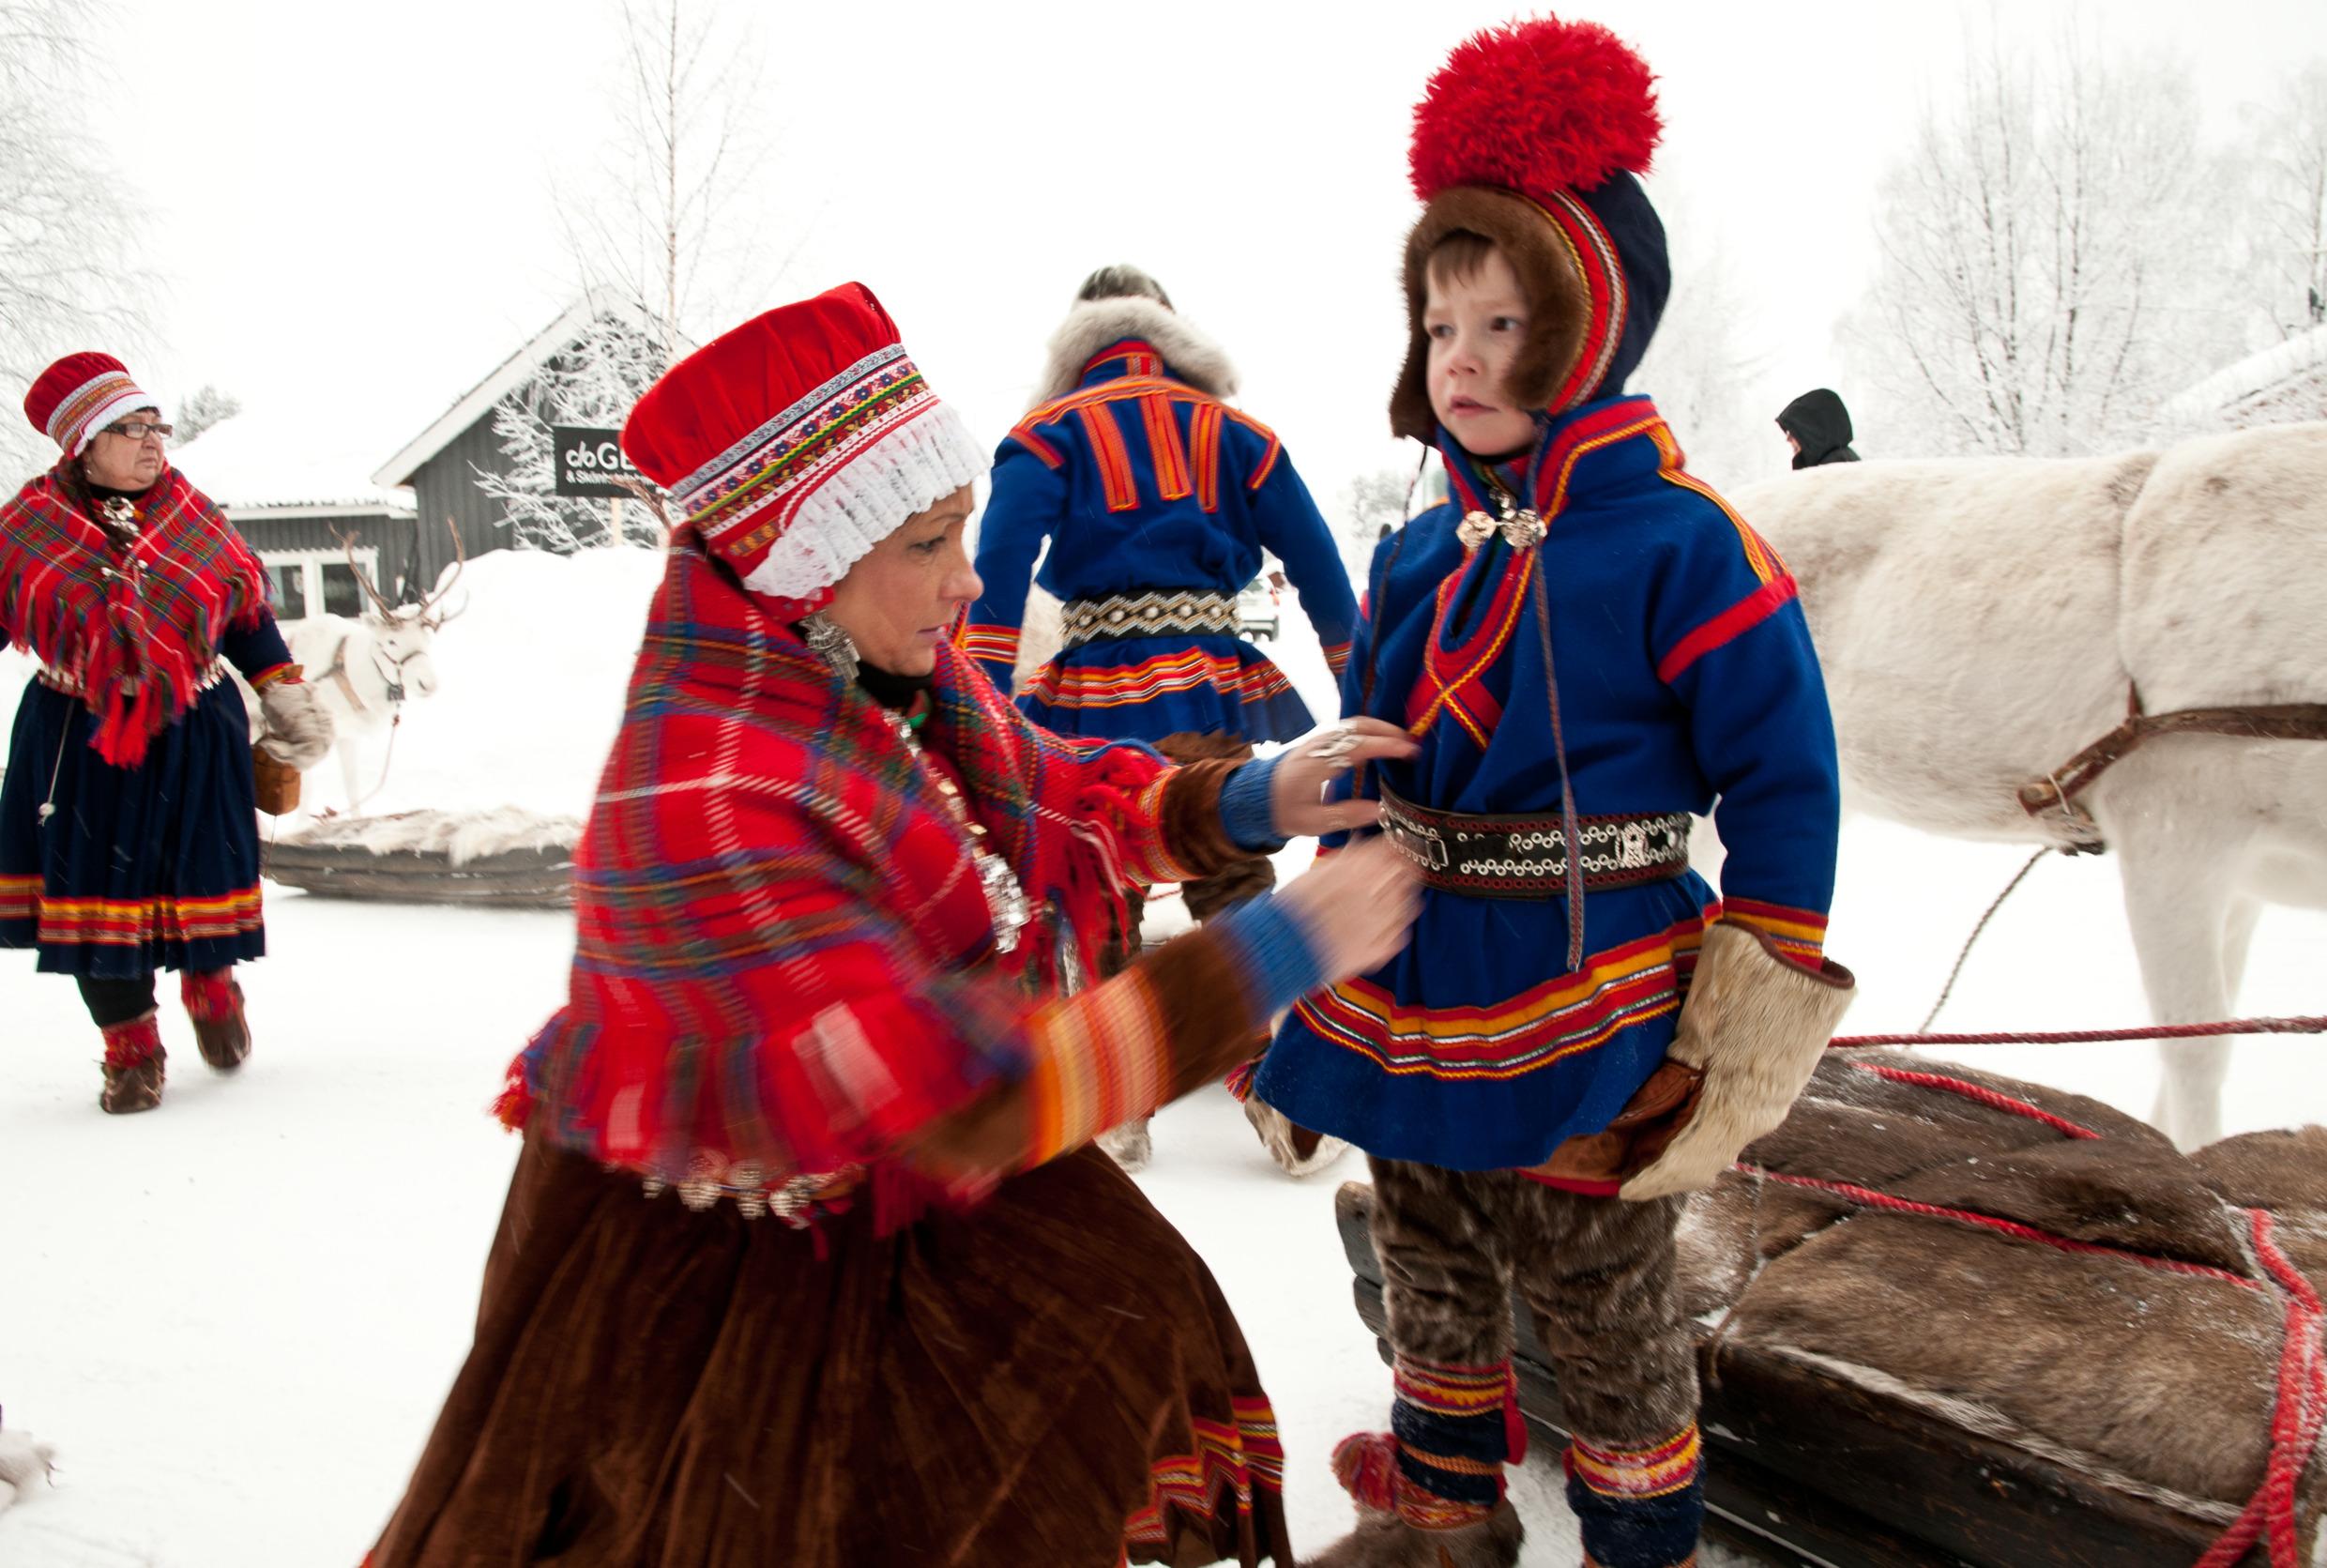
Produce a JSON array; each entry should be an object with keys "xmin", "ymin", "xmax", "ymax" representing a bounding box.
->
[{"xmin": 1680, "ymin": 1051, "xmax": 2327, "ymax": 1551}]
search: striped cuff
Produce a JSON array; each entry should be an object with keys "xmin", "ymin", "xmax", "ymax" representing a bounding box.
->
[
  {"xmin": 248, "ymin": 662, "xmax": 302, "ymax": 690},
  {"xmin": 1564, "ymin": 1424, "xmax": 1706, "ymax": 1568},
  {"xmin": 1217, "ymin": 752, "xmax": 1285, "ymax": 851},
  {"xmin": 1209, "ymin": 892, "xmax": 1323, "ymax": 1020},
  {"xmin": 1023, "ymin": 968, "xmax": 1174, "ymax": 1165},
  {"xmin": 1390, "ymin": 1356, "xmax": 1520, "ymax": 1512},
  {"xmin": 1719, "ymin": 897, "xmax": 1827, "ymax": 965}
]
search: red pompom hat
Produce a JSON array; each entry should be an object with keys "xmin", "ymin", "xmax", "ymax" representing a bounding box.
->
[
  {"xmin": 1389, "ymin": 17, "xmax": 1674, "ymax": 441},
  {"xmin": 23, "ymin": 351, "xmax": 161, "ymax": 457},
  {"xmin": 621, "ymin": 282, "xmax": 985, "ymax": 610}
]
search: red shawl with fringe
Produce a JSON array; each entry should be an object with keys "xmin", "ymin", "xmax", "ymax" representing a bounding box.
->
[
  {"xmin": 501, "ymin": 544, "xmax": 1202, "ymax": 1212},
  {"xmin": 0, "ymin": 463, "xmax": 270, "ymax": 767}
]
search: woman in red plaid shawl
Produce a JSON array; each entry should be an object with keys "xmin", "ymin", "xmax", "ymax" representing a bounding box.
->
[
  {"xmin": 2, "ymin": 353, "xmax": 332, "ymax": 1114},
  {"xmin": 367, "ymin": 284, "xmax": 1422, "ymax": 1568}
]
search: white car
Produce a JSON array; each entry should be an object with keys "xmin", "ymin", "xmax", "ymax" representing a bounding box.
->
[{"xmin": 1238, "ymin": 578, "xmax": 1280, "ymax": 641}]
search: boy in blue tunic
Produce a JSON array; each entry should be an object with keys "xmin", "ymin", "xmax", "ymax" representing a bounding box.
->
[{"xmin": 1256, "ymin": 21, "xmax": 1856, "ymax": 1568}]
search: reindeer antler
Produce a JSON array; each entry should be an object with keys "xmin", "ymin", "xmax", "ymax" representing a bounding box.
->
[
  {"xmin": 418, "ymin": 516, "xmax": 468, "ymax": 629},
  {"xmin": 331, "ymin": 525, "xmax": 400, "ymax": 619}
]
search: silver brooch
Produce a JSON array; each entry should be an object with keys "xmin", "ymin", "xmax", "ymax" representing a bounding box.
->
[{"xmin": 1457, "ymin": 508, "xmax": 1546, "ymax": 551}]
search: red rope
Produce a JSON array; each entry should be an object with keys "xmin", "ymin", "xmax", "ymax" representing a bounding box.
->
[
  {"xmin": 2189, "ymin": 1210, "xmax": 2324, "ymax": 1568},
  {"xmin": 1830, "ymin": 1014, "xmax": 2327, "ymax": 1049},
  {"xmin": 1848, "ymin": 1061, "xmax": 2103, "ymax": 1139}
]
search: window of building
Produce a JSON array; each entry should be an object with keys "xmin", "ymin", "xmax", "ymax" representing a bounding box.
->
[{"xmin": 258, "ymin": 547, "xmax": 379, "ymax": 624}]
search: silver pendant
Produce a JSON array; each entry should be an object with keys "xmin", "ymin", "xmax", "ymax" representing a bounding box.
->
[
  {"xmin": 975, "ymin": 848, "xmax": 1028, "ymax": 954},
  {"xmin": 798, "ymin": 611, "xmax": 859, "ymax": 681}
]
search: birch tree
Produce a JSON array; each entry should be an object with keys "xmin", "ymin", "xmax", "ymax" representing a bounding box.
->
[
  {"xmin": 1845, "ymin": 32, "xmax": 2243, "ymax": 457},
  {"xmin": 2236, "ymin": 60, "xmax": 2327, "ymax": 340},
  {"xmin": 0, "ymin": 0, "xmax": 148, "ymax": 483},
  {"xmin": 555, "ymin": 0, "xmax": 779, "ymax": 358}
]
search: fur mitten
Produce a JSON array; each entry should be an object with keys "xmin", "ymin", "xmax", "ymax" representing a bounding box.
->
[
  {"xmin": 0, "ymin": 1425, "xmax": 57, "ymax": 1514},
  {"xmin": 1620, "ymin": 921, "xmax": 1854, "ymax": 1200},
  {"xmin": 257, "ymin": 678, "xmax": 335, "ymax": 769}
]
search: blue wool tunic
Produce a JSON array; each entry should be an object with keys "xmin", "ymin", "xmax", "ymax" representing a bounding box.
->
[
  {"xmin": 964, "ymin": 340, "xmax": 1359, "ymax": 743},
  {"xmin": 1255, "ymin": 397, "xmax": 1842, "ymax": 1170},
  {"xmin": 1, "ymin": 616, "xmax": 285, "ymax": 979}
]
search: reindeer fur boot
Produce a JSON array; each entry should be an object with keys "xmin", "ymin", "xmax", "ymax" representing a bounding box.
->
[
  {"xmin": 1097, "ymin": 1116, "xmax": 1153, "ymax": 1172},
  {"xmin": 1243, "ymin": 1093, "xmax": 1349, "ymax": 1177},
  {"xmin": 1304, "ymin": 1432, "xmax": 1523, "ymax": 1568},
  {"xmin": 182, "ymin": 969, "xmax": 251, "ymax": 1072},
  {"xmin": 0, "ymin": 1422, "xmax": 58, "ymax": 1516},
  {"xmin": 99, "ymin": 1012, "xmax": 166, "ymax": 1114}
]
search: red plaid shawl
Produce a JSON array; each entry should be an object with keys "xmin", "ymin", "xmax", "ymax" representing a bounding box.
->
[
  {"xmin": 0, "ymin": 463, "xmax": 270, "ymax": 766},
  {"xmin": 503, "ymin": 544, "xmax": 1199, "ymax": 1196}
]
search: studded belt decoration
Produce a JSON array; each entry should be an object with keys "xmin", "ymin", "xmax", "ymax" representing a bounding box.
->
[
  {"xmin": 1376, "ymin": 784, "xmax": 1692, "ymax": 898},
  {"xmin": 1058, "ymin": 588, "xmax": 1241, "ymax": 650}
]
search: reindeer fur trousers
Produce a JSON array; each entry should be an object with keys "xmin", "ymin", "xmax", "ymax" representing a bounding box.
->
[{"xmin": 1365, "ymin": 1157, "xmax": 1703, "ymax": 1568}]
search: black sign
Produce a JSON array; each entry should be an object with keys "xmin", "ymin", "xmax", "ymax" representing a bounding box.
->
[{"xmin": 550, "ymin": 425, "xmax": 647, "ymax": 498}]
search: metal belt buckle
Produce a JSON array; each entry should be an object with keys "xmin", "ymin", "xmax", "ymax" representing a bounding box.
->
[
  {"xmin": 1382, "ymin": 807, "xmax": 1450, "ymax": 871},
  {"xmin": 1618, "ymin": 821, "xmax": 1652, "ymax": 869}
]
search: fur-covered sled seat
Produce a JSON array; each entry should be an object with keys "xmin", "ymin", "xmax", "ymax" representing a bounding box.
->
[{"xmin": 1678, "ymin": 1051, "xmax": 2326, "ymax": 1562}]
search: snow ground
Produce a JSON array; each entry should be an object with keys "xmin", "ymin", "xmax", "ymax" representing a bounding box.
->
[{"xmin": 3, "ymin": 549, "xmax": 2322, "ymax": 1565}]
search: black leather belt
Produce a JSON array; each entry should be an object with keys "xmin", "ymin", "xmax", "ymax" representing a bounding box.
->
[{"xmin": 1376, "ymin": 784, "xmax": 1691, "ymax": 898}]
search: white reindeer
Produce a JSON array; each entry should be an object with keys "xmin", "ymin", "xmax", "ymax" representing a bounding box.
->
[
  {"xmin": 256, "ymin": 525, "xmax": 465, "ymax": 813},
  {"xmin": 1735, "ymin": 421, "xmax": 2327, "ymax": 1149}
]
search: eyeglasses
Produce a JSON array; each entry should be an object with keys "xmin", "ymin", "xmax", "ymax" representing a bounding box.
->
[{"xmin": 102, "ymin": 420, "xmax": 173, "ymax": 441}]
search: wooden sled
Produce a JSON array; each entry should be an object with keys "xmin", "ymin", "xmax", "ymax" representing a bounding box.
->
[
  {"xmin": 1334, "ymin": 1053, "xmax": 2327, "ymax": 1567},
  {"xmin": 262, "ymin": 808, "xmax": 579, "ymax": 909}
]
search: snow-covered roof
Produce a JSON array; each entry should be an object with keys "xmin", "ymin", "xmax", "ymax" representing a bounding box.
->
[
  {"xmin": 370, "ymin": 296, "xmax": 677, "ymax": 491},
  {"xmin": 174, "ymin": 403, "xmax": 416, "ymax": 516},
  {"xmin": 2156, "ymin": 323, "xmax": 2327, "ymax": 433}
]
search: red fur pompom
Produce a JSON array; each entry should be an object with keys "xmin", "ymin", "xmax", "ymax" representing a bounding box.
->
[{"xmin": 1409, "ymin": 16, "xmax": 1662, "ymax": 203}]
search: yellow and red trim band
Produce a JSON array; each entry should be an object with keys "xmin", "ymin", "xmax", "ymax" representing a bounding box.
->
[
  {"xmin": 1, "ymin": 877, "xmax": 264, "ymax": 947},
  {"xmin": 1123, "ymin": 1396, "xmax": 1285, "ymax": 1545},
  {"xmin": 1565, "ymin": 1424, "xmax": 1703, "ymax": 1502},
  {"xmin": 954, "ymin": 622, "xmax": 1021, "ymax": 667}
]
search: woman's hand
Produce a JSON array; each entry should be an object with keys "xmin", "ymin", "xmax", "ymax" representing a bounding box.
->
[
  {"xmin": 1273, "ymin": 837, "xmax": 1424, "ymax": 982},
  {"xmin": 1269, "ymin": 717, "xmax": 1418, "ymax": 838}
]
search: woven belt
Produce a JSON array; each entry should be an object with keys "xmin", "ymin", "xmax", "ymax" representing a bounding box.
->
[
  {"xmin": 1376, "ymin": 784, "xmax": 1691, "ymax": 898},
  {"xmin": 38, "ymin": 660, "xmax": 227, "ymax": 696},
  {"xmin": 1058, "ymin": 588, "xmax": 1240, "ymax": 650}
]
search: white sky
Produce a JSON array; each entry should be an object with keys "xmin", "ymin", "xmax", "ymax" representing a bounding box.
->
[{"xmin": 86, "ymin": 0, "xmax": 2325, "ymax": 501}]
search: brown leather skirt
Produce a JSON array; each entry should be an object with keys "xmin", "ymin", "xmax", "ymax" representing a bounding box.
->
[{"xmin": 368, "ymin": 1137, "xmax": 1291, "ymax": 1567}]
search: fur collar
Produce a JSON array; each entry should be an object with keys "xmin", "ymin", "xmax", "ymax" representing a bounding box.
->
[{"xmin": 1032, "ymin": 297, "xmax": 1239, "ymax": 406}]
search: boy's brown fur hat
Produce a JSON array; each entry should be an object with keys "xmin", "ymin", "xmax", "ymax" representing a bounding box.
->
[{"xmin": 1388, "ymin": 190, "xmax": 1589, "ymax": 443}]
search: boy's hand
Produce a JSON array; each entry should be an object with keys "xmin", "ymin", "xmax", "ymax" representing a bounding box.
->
[{"xmin": 1271, "ymin": 718, "xmax": 1418, "ymax": 838}]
